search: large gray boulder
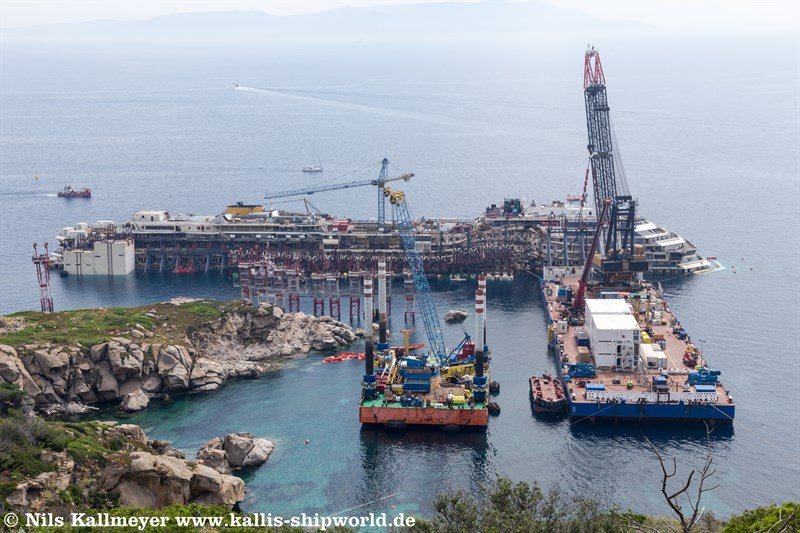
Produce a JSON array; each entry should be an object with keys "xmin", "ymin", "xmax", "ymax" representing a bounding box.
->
[
  {"xmin": 225, "ymin": 433, "xmax": 274, "ymax": 468},
  {"xmin": 196, "ymin": 437, "xmax": 231, "ymax": 474},
  {"xmin": 158, "ymin": 346, "xmax": 191, "ymax": 391},
  {"xmin": 121, "ymin": 389, "xmax": 149, "ymax": 412},
  {"xmin": 32, "ymin": 349, "xmax": 70, "ymax": 377},
  {"xmin": 197, "ymin": 432, "xmax": 274, "ymax": 473},
  {"xmin": 94, "ymin": 364, "xmax": 119, "ymax": 401},
  {"xmin": 141, "ymin": 373, "xmax": 163, "ymax": 394},
  {"xmin": 103, "ymin": 452, "xmax": 193, "ymax": 508},
  {"xmin": 191, "ymin": 471, "xmax": 244, "ymax": 506},
  {"xmin": 0, "ymin": 348, "xmax": 22, "ymax": 384},
  {"xmin": 444, "ymin": 309, "xmax": 469, "ymax": 323},
  {"xmin": 107, "ymin": 341, "xmax": 144, "ymax": 382},
  {"xmin": 103, "ymin": 450, "xmax": 244, "ymax": 508},
  {"xmin": 189, "ymin": 358, "xmax": 226, "ymax": 391}
]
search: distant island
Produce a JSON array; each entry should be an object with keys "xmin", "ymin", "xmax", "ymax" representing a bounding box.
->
[{"xmin": 0, "ymin": 3, "xmax": 642, "ymax": 43}]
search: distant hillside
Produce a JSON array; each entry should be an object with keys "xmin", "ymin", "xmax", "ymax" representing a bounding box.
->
[{"xmin": 1, "ymin": 2, "xmax": 645, "ymax": 43}]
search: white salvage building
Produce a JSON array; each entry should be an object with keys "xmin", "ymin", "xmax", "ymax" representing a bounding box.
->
[
  {"xmin": 62, "ymin": 240, "xmax": 135, "ymax": 276},
  {"xmin": 584, "ymin": 299, "xmax": 640, "ymax": 370}
]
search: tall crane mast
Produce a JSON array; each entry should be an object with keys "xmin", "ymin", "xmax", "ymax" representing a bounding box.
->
[
  {"xmin": 583, "ymin": 46, "xmax": 637, "ymax": 260},
  {"xmin": 263, "ymin": 158, "xmax": 413, "ymax": 227}
]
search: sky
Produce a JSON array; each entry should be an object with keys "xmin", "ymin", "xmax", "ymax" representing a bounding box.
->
[{"xmin": 0, "ymin": 0, "xmax": 798, "ymax": 33}]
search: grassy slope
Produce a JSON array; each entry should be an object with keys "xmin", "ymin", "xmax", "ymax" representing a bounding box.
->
[{"xmin": 0, "ymin": 300, "xmax": 258, "ymax": 348}]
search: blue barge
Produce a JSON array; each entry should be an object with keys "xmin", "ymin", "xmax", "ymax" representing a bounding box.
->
[{"xmin": 539, "ymin": 271, "xmax": 735, "ymax": 423}]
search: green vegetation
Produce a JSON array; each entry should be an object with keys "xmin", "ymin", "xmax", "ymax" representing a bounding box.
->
[
  {"xmin": 5, "ymin": 482, "xmax": 794, "ymax": 533},
  {"xmin": 722, "ymin": 501, "xmax": 799, "ymax": 532},
  {"xmin": 0, "ymin": 307, "xmax": 155, "ymax": 346},
  {"xmin": 408, "ymin": 482, "xmax": 795, "ymax": 533},
  {"xmin": 0, "ymin": 299, "xmax": 257, "ymax": 348},
  {"xmin": 0, "ymin": 386, "xmax": 135, "ymax": 513},
  {"xmin": 408, "ymin": 477, "xmax": 629, "ymax": 533},
  {"xmin": 0, "ymin": 410, "xmax": 58, "ymax": 479},
  {"xmin": 0, "ymin": 381, "xmax": 28, "ymax": 415}
]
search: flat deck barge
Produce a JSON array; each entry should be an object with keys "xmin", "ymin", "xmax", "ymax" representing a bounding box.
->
[
  {"xmin": 359, "ymin": 377, "xmax": 489, "ymax": 428},
  {"xmin": 541, "ymin": 273, "xmax": 735, "ymax": 422},
  {"xmin": 359, "ymin": 267, "xmax": 495, "ymax": 430},
  {"xmin": 529, "ymin": 373, "xmax": 567, "ymax": 414}
]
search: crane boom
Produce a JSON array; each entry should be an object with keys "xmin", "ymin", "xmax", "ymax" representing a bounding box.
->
[
  {"xmin": 384, "ymin": 187, "xmax": 447, "ymax": 364},
  {"xmin": 264, "ymin": 158, "xmax": 413, "ymax": 227},
  {"xmin": 263, "ymin": 173, "xmax": 412, "ymax": 200},
  {"xmin": 572, "ymin": 199, "xmax": 611, "ymax": 311}
]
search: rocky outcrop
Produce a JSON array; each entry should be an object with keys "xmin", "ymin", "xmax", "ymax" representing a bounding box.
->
[
  {"xmin": 196, "ymin": 432, "xmax": 274, "ymax": 474},
  {"xmin": 0, "ymin": 316, "xmax": 27, "ymax": 335},
  {"xmin": 191, "ymin": 307, "xmax": 357, "ymax": 363},
  {"xmin": 121, "ymin": 390, "xmax": 149, "ymax": 412},
  {"xmin": 444, "ymin": 309, "xmax": 469, "ymax": 322},
  {"xmin": 102, "ymin": 452, "xmax": 244, "ymax": 508},
  {"xmin": 5, "ymin": 421, "xmax": 243, "ymax": 513},
  {"xmin": 0, "ymin": 302, "xmax": 355, "ymax": 414},
  {"xmin": 6, "ymin": 450, "xmax": 74, "ymax": 512}
]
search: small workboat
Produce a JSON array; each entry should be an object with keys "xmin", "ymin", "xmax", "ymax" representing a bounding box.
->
[
  {"xmin": 302, "ymin": 144, "xmax": 323, "ymax": 173},
  {"xmin": 57, "ymin": 185, "xmax": 91, "ymax": 198},
  {"xmin": 530, "ymin": 373, "xmax": 568, "ymax": 414}
]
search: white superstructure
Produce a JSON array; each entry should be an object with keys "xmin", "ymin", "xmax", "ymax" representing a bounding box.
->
[
  {"xmin": 62, "ymin": 240, "xmax": 135, "ymax": 276},
  {"xmin": 584, "ymin": 298, "xmax": 640, "ymax": 370},
  {"xmin": 514, "ymin": 197, "xmax": 722, "ymax": 277}
]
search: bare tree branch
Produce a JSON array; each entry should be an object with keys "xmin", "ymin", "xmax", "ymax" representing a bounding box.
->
[
  {"xmin": 645, "ymin": 423, "xmax": 719, "ymax": 533},
  {"xmin": 769, "ymin": 502, "xmax": 799, "ymax": 533},
  {"xmin": 621, "ymin": 513, "xmax": 675, "ymax": 533}
]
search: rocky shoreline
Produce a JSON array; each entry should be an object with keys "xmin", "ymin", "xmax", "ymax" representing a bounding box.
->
[
  {"xmin": 0, "ymin": 299, "xmax": 358, "ymax": 416},
  {"xmin": 5, "ymin": 420, "xmax": 273, "ymax": 513}
]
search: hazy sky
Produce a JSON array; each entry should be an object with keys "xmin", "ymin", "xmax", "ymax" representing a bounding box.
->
[{"xmin": 0, "ymin": 0, "xmax": 797, "ymax": 33}]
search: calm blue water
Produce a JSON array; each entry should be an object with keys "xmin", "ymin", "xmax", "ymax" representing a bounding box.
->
[{"xmin": 1, "ymin": 35, "xmax": 798, "ymax": 519}]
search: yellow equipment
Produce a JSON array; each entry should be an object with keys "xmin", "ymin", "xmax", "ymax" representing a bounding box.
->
[{"xmin": 441, "ymin": 363, "xmax": 476, "ymax": 382}]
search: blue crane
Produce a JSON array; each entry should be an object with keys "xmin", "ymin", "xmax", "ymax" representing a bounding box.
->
[
  {"xmin": 263, "ymin": 158, "xmax": 413, "ymax": 227},
  {"xmin": 383, "ymin": 186, "xmax": 448, "ymax": 365}
]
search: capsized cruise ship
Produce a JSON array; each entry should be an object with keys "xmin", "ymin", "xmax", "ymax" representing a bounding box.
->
[
  {"xmin": 50, "ymin": 197, "xmax": 720, "ymax": 279},
  {"xmin": 482, "ymin": 196, "xmax": 722, "ymax": 278}
]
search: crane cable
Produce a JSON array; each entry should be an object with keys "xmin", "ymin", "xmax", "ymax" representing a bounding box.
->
[
  {"xmin": 312, "ymin": 159, "xmax": 384, "ymax": 188},
  {"xmin": 609, "ymin": 117, "xmax": 631, "ymax": 197}
]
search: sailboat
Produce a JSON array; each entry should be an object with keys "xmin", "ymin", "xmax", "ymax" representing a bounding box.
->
[{"xmin": 302, "ymin": 144, "xmax": 323, "ymax": 173}]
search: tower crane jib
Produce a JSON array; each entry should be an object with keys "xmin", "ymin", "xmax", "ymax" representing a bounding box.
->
[{"xmin": 263, "ymin": 159, "xmax": 413, "ymax": 227}]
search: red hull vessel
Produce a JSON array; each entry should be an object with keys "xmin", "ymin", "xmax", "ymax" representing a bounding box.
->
[{"xmin": 57, "ymin": 186, "xmax": 91, "ymax": 198}]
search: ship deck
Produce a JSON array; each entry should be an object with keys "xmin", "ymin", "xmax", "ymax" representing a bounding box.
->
[
  {"xmin": 361, "ymin": 394, "xmax": 486, "ymax": 410},
  {"xmin": 542, "ymin": 276, "xmax": 734, "ymax": 412},
  {"xmin": 360, "ymin": 372, "xmax": 488, "ymax": 427},
  {"xmin": 529, "ymin": 375, "xmax": 565, "ymax": 404}
]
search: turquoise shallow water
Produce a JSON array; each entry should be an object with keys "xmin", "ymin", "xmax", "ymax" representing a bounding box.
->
[
  {"xmin": 1, "ymin": 35, "xmax": 798, "ymax": 517},
  {"xmin": 100, "ymin": 277, "xmax": 743, "ymax": 519}
]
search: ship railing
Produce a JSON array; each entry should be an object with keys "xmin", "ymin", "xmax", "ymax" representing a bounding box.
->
[{"xmin": 585, "ymin": 390, "xmax": 718, "ymax": 403}]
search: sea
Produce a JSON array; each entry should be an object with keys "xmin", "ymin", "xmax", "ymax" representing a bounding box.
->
[{"xmin": 0, "ymin": 34, "xmax": 798, "ymax": 520}]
